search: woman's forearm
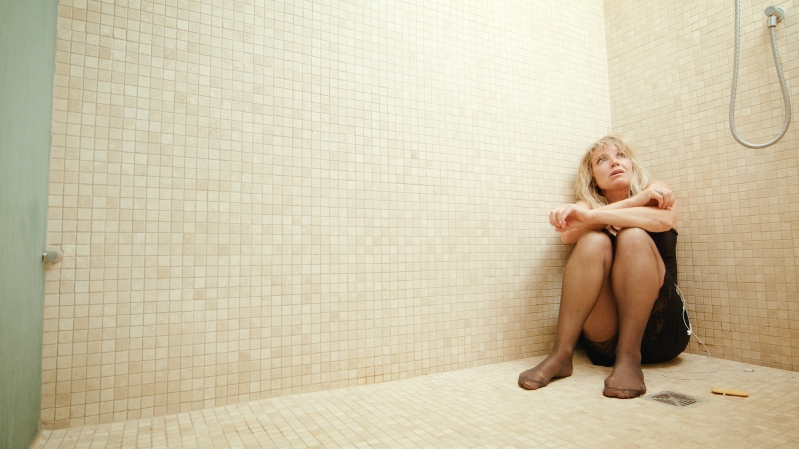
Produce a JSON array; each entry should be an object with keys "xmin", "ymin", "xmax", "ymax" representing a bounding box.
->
[{"xmin": 587, "ymin": 206, "xmax": 676, "ymax": 233}]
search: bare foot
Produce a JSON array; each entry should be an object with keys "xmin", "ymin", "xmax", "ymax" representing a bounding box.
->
[
  {"xmin": 518, "ymin": 352, "xmax": 573, "ymax": 390},
  {"xmin": 603, "ymin": 355, "xmax": 646, "ymax": 399}
]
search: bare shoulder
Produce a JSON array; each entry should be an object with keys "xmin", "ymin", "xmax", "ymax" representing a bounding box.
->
[{"xmin": 647, "ymin": 180, "xmax": 673, "ymax": 190}]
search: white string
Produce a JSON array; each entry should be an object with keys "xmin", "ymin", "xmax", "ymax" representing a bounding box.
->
[{"xmin": 661, "ymin": 284, "xmax": 754, "ymax": 380}]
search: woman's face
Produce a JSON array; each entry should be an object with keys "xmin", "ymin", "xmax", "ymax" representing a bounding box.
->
[{"xmin": 590, "ymin": 144, "xmax": 633, "ymax": 193}]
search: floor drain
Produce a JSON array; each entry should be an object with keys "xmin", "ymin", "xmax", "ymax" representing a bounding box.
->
[{"xmin": 644, "ymin": 391, "xmax": 706, "ymax": 408}]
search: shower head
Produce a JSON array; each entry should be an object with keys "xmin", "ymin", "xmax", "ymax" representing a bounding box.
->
[{"xmin": 765, "ymin": 6, "xmax": 785, "ymax": 27}]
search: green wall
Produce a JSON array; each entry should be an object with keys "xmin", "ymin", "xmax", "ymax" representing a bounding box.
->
[{"xmin": 0, "ymin": 1, "xmax": 58, "ymax": 447}]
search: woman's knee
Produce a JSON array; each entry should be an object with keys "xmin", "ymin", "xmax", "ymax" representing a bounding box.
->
[
  {"xmin": 614, "ymin": 227, "xmax": 652, "ymax": 253},
  {"xmin": 614, "ymin": 227, "xmax": 664, "ymax": 276},
  {"xmin": 573, "ymin": 230, "xmax": 613, "ymax": 259}
]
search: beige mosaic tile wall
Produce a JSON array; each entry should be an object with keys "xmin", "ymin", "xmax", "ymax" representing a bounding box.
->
[
  {"xmin": 605, "ymin": 1, "xmax": 799, "ymax": 369},
  {"xmin": 42, "ymin": 0, "xmax": 611, "ymax": 428}
]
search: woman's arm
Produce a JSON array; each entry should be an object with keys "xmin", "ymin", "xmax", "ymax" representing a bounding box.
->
[
  {"xmin": 552, "ymin": 182, "xmax": 677, "ymax": 244},
  {"xmin": 601, "ymin": 181, "xmax": 675, "ymax": 211},
  {"xmin": 584, "ymin": 203, "xmax": 676, "ymax": 233},
  {"xmin": 550, "ymin": 201, "xmax": 606, "ymax": 244}
]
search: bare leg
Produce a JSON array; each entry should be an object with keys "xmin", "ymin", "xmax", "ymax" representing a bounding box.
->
[
  {"xmin": 603, "ymin": 228, "xmax": 665, "ymax": 399},
  {"xmin": 519, "ymin": 231, "xmax": 615, "ymax": 390}
]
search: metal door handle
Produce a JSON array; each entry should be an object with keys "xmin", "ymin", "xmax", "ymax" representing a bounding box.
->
[{"xmin": 42, "ymin": 250, "xmax": 63, "ymax": 264}]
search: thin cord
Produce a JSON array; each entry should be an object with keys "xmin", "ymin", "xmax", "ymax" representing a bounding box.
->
[
  {"xmin": 729, "ymin": 0, "xmax": 791, "ymax": 149},
  {"xmin": 661, "ymin": 284, "xmax": 754, "ymax": 380}
]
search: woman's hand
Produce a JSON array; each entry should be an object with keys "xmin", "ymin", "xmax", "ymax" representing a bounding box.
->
[
  {"xmin": 549, "ymin": 203, "xmax": 594, "ymax": 233},
  {"xmin": 630, "ymin": 184, "xmax": 675, "ymax": 210}
]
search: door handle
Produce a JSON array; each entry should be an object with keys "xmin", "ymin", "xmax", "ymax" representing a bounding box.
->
[{"xmin": 42, "ymin": 250, "xmax": 63, "ymax": 264}]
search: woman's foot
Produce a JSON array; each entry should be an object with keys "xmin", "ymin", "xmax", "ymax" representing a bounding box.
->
[
  {"xmin": 603, "ymin": 355, "xmax": 646, "ymax": 399},
  {"xmin": 518, "ymin": 352, "xmax": 574, "ymax": 390}
]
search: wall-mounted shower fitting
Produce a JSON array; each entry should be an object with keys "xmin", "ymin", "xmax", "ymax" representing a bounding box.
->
[
  {"xmin": 765, "ymin": 6, "xmax": 785, "ymax": 27},
  {"xmin": 729, "ymin": 1, "xmax": 791, "ymax": 149}
]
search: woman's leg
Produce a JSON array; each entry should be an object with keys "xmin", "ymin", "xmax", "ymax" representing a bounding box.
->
[
  {"xmin": 603, "ymin": 228, "xmax": 665, "ymax": 399},
  {"xmin": 519, "ymin": 231, "xmax": 616, "ymax": 389}
]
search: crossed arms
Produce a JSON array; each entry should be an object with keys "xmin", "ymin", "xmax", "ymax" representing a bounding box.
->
[{"xmin": 550, "ymin": 181, "xmax": 677, "ymax": 244}]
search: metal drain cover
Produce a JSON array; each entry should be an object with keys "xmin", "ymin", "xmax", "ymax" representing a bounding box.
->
[{"xmin": 643, "ymin": 391, "xmax": 706, "ymax": 408}]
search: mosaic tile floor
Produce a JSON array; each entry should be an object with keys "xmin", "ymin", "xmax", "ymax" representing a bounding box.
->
[{"xmin": 32, "ymin": 352, "xmax": 799, "ymax": 448}]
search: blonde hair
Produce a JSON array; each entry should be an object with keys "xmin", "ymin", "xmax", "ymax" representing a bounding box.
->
[{"xmin": 575, "ymin": 135, "xmax": 650, "ymax": 209}]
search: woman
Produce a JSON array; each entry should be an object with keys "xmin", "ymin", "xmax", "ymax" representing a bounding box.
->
[{"xmin": 518, "ymin": 135, "xmax": 689, "ymax": 399}]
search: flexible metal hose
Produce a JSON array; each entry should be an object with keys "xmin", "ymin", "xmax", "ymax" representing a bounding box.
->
[{"xmin": 729, "ymin": 2, "xmax": 791, "ymax": 149}]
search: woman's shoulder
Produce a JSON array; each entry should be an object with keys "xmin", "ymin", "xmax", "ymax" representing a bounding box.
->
[{"xmin": 646, "ymin": 180, "xmax": 673, "ymax": 189}]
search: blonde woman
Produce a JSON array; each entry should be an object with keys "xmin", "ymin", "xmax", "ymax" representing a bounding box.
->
[{"xmin": 518, "ymin": 135, "xmax": 689, "ymax": 399}]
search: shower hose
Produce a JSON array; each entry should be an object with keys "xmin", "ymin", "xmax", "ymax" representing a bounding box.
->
[{"xmin": 729, "ymin": 2, "xmax": 791, "ymax": 149}]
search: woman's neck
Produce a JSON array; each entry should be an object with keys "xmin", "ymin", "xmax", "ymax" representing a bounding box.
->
[{"xmin": 603, "ymin": 188, "xmax": 628, "ymax": 204}]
